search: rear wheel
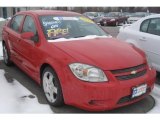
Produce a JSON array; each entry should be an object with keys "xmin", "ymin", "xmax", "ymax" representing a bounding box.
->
[
  {"xmin": 3, "ymin": 43, "xmax": 12, "ymax": 66},
  {"xmin": 42, "ymin": 67, "xmax": 64, "ymax": 106}
]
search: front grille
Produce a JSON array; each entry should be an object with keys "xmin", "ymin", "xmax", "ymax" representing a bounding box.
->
[
  {"xmin": 111, "ymin": 64, "xmax": 146, "ymax": 74},
  {"xmin": 111, "ymin": 64, "xmax": 147, "ymax": 81},
  {"xmin": 116, "ymin": 70, "xmax": 147, "ymax": 80}
]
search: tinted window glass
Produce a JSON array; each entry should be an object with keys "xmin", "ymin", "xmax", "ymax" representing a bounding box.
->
[
  {"xmin": 147, "ymin": 18, "xmax": 160, "ymax": 36},
  {"xmin": 22, "ymin": 16, "xmax": 37, "ymax": 35},
  {"xmin": 140, "ymin": 19, "xmax": 150, "ymax": 32},
  {"xmin": 10, "ymin": 15, "xmax": 24, "ymax": 32}
]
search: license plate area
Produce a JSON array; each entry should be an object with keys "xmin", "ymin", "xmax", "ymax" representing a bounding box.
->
[{"xmin": 131, "ymin": 84, "xmax": 147, "ymax": 99}]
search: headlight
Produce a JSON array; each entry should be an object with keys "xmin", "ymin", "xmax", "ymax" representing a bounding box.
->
[
  {"xmin": 110, "ymin": 19, "xmax": 115, "ymax": 21},
  {"xmin": 69, "ymin": 63, "xmax": 108, "ymax": 82}
]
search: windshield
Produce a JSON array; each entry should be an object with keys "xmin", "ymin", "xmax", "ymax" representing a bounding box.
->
[{"xmin": 39, "ymin": 15, "xmax": 108, "ymax": 40}]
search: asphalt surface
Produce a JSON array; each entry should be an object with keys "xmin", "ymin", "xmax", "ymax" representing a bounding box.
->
[{"xmin": 0, "ymin": 26, "xmax": 159, "ymax": 113}]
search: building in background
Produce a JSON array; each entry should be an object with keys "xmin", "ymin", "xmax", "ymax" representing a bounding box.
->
[
  {"xmin": 0, "ymin": 7, "xmax": 160, "ymax": 18},
  {"xmin": 0, "ymin": 7, "xmax": 43, "ymax": 18}
]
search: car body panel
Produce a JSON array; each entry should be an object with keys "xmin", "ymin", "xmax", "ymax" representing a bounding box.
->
[{"xmin": 52, "ymin": 38, "xmax": 146, "ymax": 70}]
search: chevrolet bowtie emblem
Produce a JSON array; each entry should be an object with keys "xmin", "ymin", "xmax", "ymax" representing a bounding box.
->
[{"xmin": 131, "ymin": 70, "xmax": 137, "ymax": 75}]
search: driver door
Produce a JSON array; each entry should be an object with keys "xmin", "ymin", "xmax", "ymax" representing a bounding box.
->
[{"xmin": 19, "ymin": 15, "xmax": 40, "ymax": 79}]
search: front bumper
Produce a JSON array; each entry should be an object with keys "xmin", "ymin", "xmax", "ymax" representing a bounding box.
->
[{"xmin": 61, "ymin": 68, "xmax": 156, "ymax": 111}]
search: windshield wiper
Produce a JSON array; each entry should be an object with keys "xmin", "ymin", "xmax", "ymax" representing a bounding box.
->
[{"xmin": 72, "ymin": 35, "xmax": 86, "ymax": 38}]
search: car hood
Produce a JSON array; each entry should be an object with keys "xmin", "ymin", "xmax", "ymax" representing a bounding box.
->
[{"xmin": 49, "ymin": 37, "xmax": 145, "ymax": 70}]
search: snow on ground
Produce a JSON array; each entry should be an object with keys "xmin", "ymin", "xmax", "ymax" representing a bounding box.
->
[
  {"xmin": 0, "ymin": 18, "xmax": 6, "ymax": 22},
  {"xmin": 0, "ymin": 41, "xmax": 160, "ymax": 113},
  {"xmin": 0, "ymin": 69, "xmax": 53, "ymax": 113}
]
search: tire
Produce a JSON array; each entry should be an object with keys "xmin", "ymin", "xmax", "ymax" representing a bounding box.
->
[
  {"xmin": 100, "ymin": 23, "xmax": 104, "ymax": 26},
  {"xmin": 42, "ymin": 67, "xmax": 64, "ymax": 106},
  {"xmin": 115, "ymin": 21, "xmax": 118, "ymax": 26},
  {"xmin": 2, "ymin": 43, "xmax": 12, "ymax": 66},
  {"xmin": 123, "ymin": 20, "xmax": 127, "ymax": 24}
]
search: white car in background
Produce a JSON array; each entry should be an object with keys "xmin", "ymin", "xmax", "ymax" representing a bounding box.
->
[
  {"xmin": 127, "ymin": 12, "xmax": 150, "ymax": 24},
  {"xmin": 117, "ymin": 14, "xmax": 160, "ymax": 72}
]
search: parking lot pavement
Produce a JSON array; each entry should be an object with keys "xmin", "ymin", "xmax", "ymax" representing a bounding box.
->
[{"xmin": 102, "ymin": 26, "xmax": 120, "ymax": 37}]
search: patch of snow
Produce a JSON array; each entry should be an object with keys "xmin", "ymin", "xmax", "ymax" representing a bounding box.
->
[
  {"xmin": 48, "ymin": 35, "xmax": 112, "ymax": 42},
  {"xmin": 0, "ymin": 41, "xmax": 3, "ymax": 60},
  {"xmin": 148, "ymin": 84, "xmax": 160, "ymax": 113},
  {"xmin": 0, "ymin": 18, "xmax": 6, "ymax": 21},
  {"xmin": 0, "ymin": 69, "xmax": 53, "ymax": 113}
]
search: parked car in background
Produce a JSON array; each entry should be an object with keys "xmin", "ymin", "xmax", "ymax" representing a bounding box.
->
[
  {"xmin": 83, "ymin": 12, "xmax": 99, "ymax": 20},
  {"xmin": 93, "ymin": 12, "xmax": 105, "ymax": 24},
  {"xmin": 123, "ymin": 12, "xmax": 133, "ymax": 17},
  {"xmin": 127, "ymin": 12, "xmax": 150, "ymax": 24},
  {"xmin": 117, "ymin": 14, "xmax": 160, "ymax": 73},
  {"xmin": 2, "ymin": 10, "xmax": 156, "ymax": 111},
  {"xmin": 100, "ymin": 12, "xmax": 128, "ymax": 26}
]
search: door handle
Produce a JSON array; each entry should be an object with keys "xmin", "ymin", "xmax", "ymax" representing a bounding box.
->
[{"xmin": 139, "ymin": 37, "xmax": 147, "ymax": 41}]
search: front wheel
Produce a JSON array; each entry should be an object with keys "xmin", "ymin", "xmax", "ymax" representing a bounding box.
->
[
  {"xmin": 42, "ymin": 67, "xmax": 64, "ymax": 106},
  {"xmin": 3, "ymin": 43, "xmax": 12, "ymax": 66}
]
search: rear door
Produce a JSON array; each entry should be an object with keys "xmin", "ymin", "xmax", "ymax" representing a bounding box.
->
[
  {"xmin": 7, "ymin": 15, "xmax": 24, "ymax": 63},
  {"xmin": 139, "ymin": 18, "xmax": 160, "ymax": 71}
]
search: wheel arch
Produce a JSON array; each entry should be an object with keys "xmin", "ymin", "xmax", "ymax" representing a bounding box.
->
[
  {"xmin": 39, "ymin": 62, "xmax": 65, "ymax": 88},
  {"xmin": 40, "ymin": 63, "xmax": 55, "ymax": 85},
  {"xmin": 125, "ymin": 39, "xmax": 141, "ymax": 49}
]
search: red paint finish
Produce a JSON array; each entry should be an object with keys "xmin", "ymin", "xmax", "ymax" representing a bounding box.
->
[{"xmin": 2, "ymin": 10, "xmax": 156, "ymax": 111}]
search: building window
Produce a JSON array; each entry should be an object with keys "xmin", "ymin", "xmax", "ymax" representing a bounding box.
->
[{"xmin": 2, "ymin": 7, "xmax": 7, "ymax": 18}]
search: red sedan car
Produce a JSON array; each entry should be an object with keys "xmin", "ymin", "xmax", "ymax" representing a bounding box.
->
[
  {"xmin": 100, "ymin": 12, "xmax": 128, "ymax": 26},
  {"xmin": 2, "ymin": 10, "xmax": 156, "ymax": 111}
]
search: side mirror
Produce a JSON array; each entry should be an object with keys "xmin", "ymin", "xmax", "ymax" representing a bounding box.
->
[{"xmin": 21, "ymin": 32, "xmax": 35, "ymax": 40}]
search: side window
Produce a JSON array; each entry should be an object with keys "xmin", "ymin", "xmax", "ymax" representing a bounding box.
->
[
  {"xmin": 22, "ymin": 16, "xmax": 37, "ymax": 35},
  {"xmin": 147, "ymin": 18, "xmax": 160, "ymax": 36},
  {"xmin": 140, "ymin": 19, "xmax": 150, "ymax": 32},
  {"xmin": 10, "ymin": 15, "xmax": 24, "ymax": 32}
]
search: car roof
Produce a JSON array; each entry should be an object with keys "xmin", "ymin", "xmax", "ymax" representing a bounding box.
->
[
  {"xmin": 17, "ymin": 10, "xmax": 81, "ymax": 16},
  {"xmin": 144, "ymin": 14, "xmax": 160, "ymax": 19}
]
